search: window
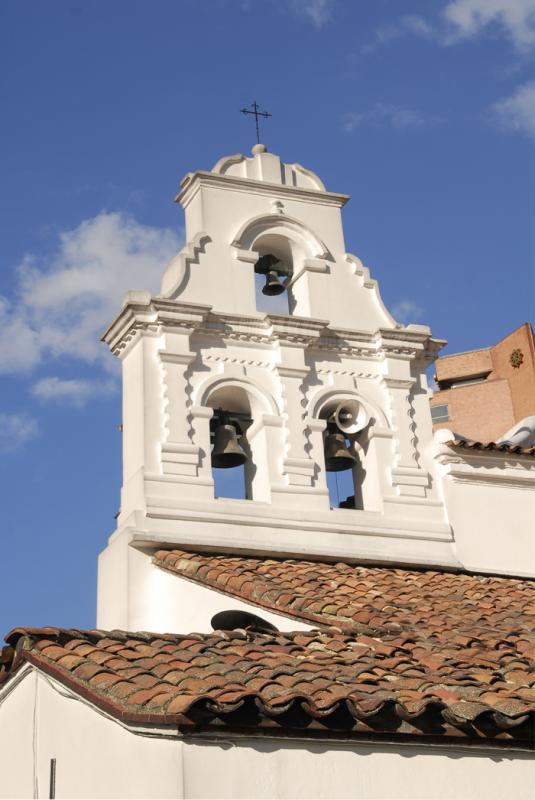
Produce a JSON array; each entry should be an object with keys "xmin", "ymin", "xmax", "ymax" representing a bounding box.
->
[{"xmin": 431, "ymin": 404, "xmax": 450, "ymax": 422}]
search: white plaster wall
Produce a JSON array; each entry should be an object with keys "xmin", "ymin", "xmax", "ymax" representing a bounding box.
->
[
  {"xmin": 97, "ymin": 530, "xmax": 311, "ymax": 633},
  {"xmin": 440, "ymin": 468, "xmax": 535, "ymax": 576},
  {"xmin": 0, "ymin": 669, "xmax": 36, "ymax": 799},
  {"xmin": 34, "ymin": 673, "xmax": 180, "ymax": 799},
  {"xmin": 182, "ymin": 737, "xmax": 534, "ymax": 800},
  {"xmin": 1, "ymin": 670, "xmax": 533, "ymax": 800},
  {"xmin": 433, "ymin": 435, "xmax": 535, "ymax": 577}
]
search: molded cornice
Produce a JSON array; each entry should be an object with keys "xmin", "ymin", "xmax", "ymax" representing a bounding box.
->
[
  {"xmin": 176, "ymin": 170, "xmax": 349, "ymax": 209},
  {"xmin": 102, "ymin": 296, "xmax": 442, "ymax": 362}
]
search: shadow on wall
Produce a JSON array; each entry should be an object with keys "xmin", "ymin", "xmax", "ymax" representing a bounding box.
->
[{"xmin": 185, "ymin": 735, "xmax": 522, "ymax": 763}]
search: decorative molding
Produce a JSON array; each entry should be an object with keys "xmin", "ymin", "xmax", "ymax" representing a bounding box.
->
[
  {"xmin": 289, "ymin": 162, "xmax": 326, "ymax": 191},
  {"xmin": 211, "ymin": 152, "xmax": 246, "ymax": 175},
  {"xmin": 176, "ymin": 170, "xmax": 349, "ymax": 210},
  {"xmin": 231, "ymin": 213, "xmax": 331, "ymax": 260},
  {"xmin": 158, "ymin": 350, "xmax": 196, "ymax": 366},
  {"xmin": 441, "ymin": 463, "xmax": 535, "ymax": 490},
  {"xmin": 202, "ymin": 354, "xmax": 275, "ymax": 371},
  {"xmin": 160, "ymin": 232, "xmax": 212, "ymax": 298},
  {"xmin": 407, "ymin": 383, "xmax": 421, "ymax": 466},
  {"xmin": 277, "ymin": 366, "xmax": 310, "ymax": 380}
]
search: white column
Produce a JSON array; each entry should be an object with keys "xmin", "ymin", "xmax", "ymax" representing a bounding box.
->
[
  {"xmin": 277, "ymin": 365, "xmax": 316, "ymax": 487},
  {"xmin": 383, "ymin": 377, "xmax": 429, "ymax": 498}
]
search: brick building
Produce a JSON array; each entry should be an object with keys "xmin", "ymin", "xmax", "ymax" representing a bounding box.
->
[{"xmin": 431, "ymin": 323, "xmax": 535, "ymax": 442}]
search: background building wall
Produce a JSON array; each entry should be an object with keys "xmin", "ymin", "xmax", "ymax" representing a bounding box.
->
[{"xmin": 431, "ymin": 324, "xmax": 535, "ymax": 441}]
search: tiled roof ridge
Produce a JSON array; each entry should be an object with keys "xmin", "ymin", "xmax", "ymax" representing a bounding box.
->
[
  {"xmin": 153, "ymin": 549, "xmax": 535, "ymax": 640},
  {"xmin": 446, "ymin": 438, "xmax": 535, "ymax": 457},
  {"xmin": 1, "ymin": 626, "xmax": 534, "ymax": 746}
]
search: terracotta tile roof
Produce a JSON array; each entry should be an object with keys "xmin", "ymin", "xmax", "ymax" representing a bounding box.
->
[
  {"xmin": 1, "ymin": 624, "xmax": 533, "ymax": 746},
  {"xmin": 446, "ymin": 438, "xmax": 535, "ymax": 457},
  {"xmin": 153, "ymin": 550, "xmax": 535, "ymax": 640},
  {"xmin": 3, "ymin": 555, "xmax": 532, "ymax": 746}
]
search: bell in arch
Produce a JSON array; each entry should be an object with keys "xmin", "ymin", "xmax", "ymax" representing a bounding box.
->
[
  {"xmin": 211, "ymin": 415, "xmax": 248, "ymax": 469},
  {"xmin": 262, "ymin": 269, "xmax": 285, "ymax": 296},
  {"xmin": 324, "ymin": 425, "xmax": 358, "ymax": 472},
  {"xmin": 255, "ymin": 253, "xmax": 287, "ymax": 297}
]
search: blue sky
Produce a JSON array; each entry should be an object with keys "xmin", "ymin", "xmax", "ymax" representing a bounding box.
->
[{"xmin": 1, "ymin": 0, "xmax": 534, "ymax": 636}]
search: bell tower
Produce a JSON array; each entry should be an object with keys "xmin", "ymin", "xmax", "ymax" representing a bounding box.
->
[{"xmin": 97, "ymin": 144, "xmax": 459, "ymax": 632}]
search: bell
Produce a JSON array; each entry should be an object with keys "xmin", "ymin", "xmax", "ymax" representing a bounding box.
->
[
  {"xmin": 211, "ymin": 420, "xmax": 248, "ymax": 469},
  {"xmin": 262, "ymin": 269, "xmax": 286, "ymax": 296},
  {"xmin": 324, "ymin": 429, "xmax": 358, "ymax": 472}
]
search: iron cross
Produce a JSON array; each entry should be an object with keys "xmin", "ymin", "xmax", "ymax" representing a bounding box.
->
[{"xmin": 240, "ymin": 101, "xmax": 271, "ymax": 144}]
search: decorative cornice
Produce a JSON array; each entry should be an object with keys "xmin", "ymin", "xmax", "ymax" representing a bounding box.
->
[
  {"xmin": 102, "ymin": 298, "xmax": 441, "ymax": 364},
  {"xmin": 176, "ymin": 170, "xmax": 349, "ymax": 209}
]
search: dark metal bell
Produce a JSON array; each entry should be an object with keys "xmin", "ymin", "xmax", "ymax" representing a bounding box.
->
[
  {"xmin": 324, "ymin": 430, "xmax": 358, "ymax": 472},
  {"xmin": 262, "ymin": 269, "xmax": 285, "ymax": 296},
  {"xmin": 211, "ymin": 421, "xmax": 248, "ymax": 469}
]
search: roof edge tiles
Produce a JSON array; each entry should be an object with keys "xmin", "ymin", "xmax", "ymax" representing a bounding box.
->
[
  {"xmin": 446, "ymin": 438, "xmax": 535, "ymax": 458},
  {"xmin": 1, "ymin": 627, "xmax": 534, "ymax": 748}
]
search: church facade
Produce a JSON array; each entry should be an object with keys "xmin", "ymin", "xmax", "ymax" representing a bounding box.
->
[{"xmin": 1, "ymin": 144, "xmax": 534, "ymax": 799}]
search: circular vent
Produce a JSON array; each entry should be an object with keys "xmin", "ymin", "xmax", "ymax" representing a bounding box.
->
[{"xmin": 211, "ymin": 609, "xmax": 279, "ymax": 634}]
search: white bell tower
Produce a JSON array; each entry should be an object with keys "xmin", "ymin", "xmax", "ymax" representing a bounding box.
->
[{"xmin": 97, "ymin": 144, "xmax": 459, "ymax": 632}]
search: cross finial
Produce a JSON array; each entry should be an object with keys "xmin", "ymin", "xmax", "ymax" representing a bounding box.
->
[{"xmin": 240, "ymin": 101, "xmax": 272, "ymax": 145}]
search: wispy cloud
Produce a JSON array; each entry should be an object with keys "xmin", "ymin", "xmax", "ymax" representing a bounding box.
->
[
  {"xmin": 391, "ymin": 300, "xmax": 424, "ymax": 324},
  {"xmin": 0, "ymin": 212, "xmax": 181, "ymax": 375},
  {"xmin": 365, "ymin": 0, "xmax": 535, "ymax": 53},
  {"xmin": 491, "ymin": 80, "xmax": 535, "ymax": 137},
  {"xmin": 363, "ymin": 14, "xmax": 436, "ymax": 53},
  {"xmin": 31, "ymin": 376, "xmax": 117, "ymax": 408},
  {"xmin": 443, "ymin": 0, "xmax": 535, "ymax": 53},
  {"xmin": 0, "ymin": 413, "xmax": 39, "ymax": 452},
  {"xmin": 288, "ymin": 0, "xmax": 335, "ymax": 29},
  {"xmin": 342, "ymin": 104, "xmax": 442, "ymax": 133}
]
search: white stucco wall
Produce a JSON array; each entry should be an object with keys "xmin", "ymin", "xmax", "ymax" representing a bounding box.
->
[
  {"xmin": 1, "ymin": 669, "xmax": 533, "ymax": 800},
  {"xmin": 97, "ymin": 530, "xmax": 311, "ymax": 633},
  {"xmin": 434, "ymin": 436, "xmax": 535, "ymax": 577},
  {"xmin": 0, "ymin": 670, "xmax": 36, "ymax": 799}
]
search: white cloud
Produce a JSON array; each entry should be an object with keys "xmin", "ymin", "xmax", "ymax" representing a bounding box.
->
[
  {"xmin": 369, "ymin": 15, "xmax": 436, "ymax": 50},
  {"xmin": 491, "ymin": 80, "xmax": 535, "ymax": 137},
  {"xmin": 342, "ymin": 104, "xmax": 442, "ymax": 133},
  {"xmin": 289, "ymin": 0, "xmax": 334, "ymax": 29},
  {"xmin": 0, "ymin": 413, "xmax": 39, "ymax": 452},
  {"xmin": 443, "ymin": 0, "xmax": 535, "ymax": 52},
  {"xmin": 31, "ymin": 376, "xmax": 117, "ymax": 407},
  {"xmin": 0, "ymin": 212, "xmax": 181, "ymax": 375},
  {"xmin": 391, "ymin": 300, "xmax": 424, "ymax": 323},
  {"xmin": 365, "ymin": 0, "xmax": 535, "ymax": 53}
]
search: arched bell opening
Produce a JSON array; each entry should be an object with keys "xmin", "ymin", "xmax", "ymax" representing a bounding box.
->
[
  {"xmin": 319, "ymin": 399, "xmax": 369, "ymax": 511},
  {"xmin": 206, "ymin": 386, "xmax": 255, "ymax": 501},
  {"xmin": 210, "ymin": 412, "xmax": 252, "ymax": 500},
  {"xmin": 252, "ymin": 233, "xmax": 294, "ymax": 314}
]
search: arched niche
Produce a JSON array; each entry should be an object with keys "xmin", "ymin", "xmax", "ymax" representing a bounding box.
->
[
  {"xmin": 307, "ymin": 389, "xmax": 389, "ymax": 512},
  {"xmin": 196, "ymin": 377, "xmax": 281, "ymax": 503},
  {"xmin": 232, "ymin": 214, "xmax": 331, "ymax": 317}
]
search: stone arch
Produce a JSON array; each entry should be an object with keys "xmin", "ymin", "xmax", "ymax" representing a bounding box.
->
[
  {"xmin": 231, "ymin": 214, "xmax": 330, "ymax": 260},
  {"xmin": 196, "ymin": 375, "xmax": 279, "ymax": 419}
]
